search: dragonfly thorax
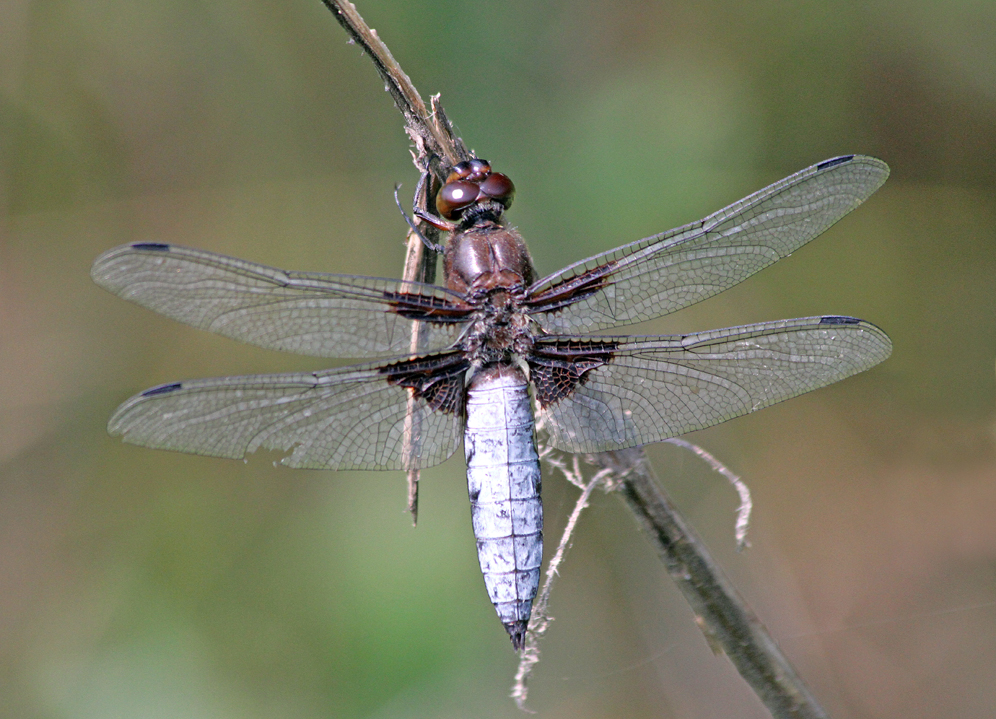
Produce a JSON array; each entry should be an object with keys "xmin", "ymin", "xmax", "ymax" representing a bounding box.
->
[{"xmin": 443, "ymin": 221, "xmax": 536, "ymax": 297}]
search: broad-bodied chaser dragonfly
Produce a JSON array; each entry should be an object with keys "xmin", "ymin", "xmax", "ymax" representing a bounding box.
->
[{"xmin": 92, "ymin": 154, "xmax": 891, "ymax": 650}]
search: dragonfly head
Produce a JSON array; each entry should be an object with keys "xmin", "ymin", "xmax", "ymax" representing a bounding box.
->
[{"xmin": 436, "ymin": 159, "xmax": 515, "ymax": 227}]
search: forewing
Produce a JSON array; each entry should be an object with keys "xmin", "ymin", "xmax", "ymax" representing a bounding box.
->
[
  {"xmin": 91, "ymin": 243, "xmax": 471, "ymax": 358},
  {"xmin": 108, "ymin": 353, "xmax": 468, "ymax": 470},
  {"xmin": 526, "ymin": 155, "xmax": 889, "ymax": 333},
  {"xmin": 531, "ymin": 316, "xmax": 891, "ymax": 453}
]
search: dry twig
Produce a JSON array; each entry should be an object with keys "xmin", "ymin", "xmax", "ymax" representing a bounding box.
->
[{"xmin": 319, "ymin": 0, "xmax": 470, "ymax": 523}]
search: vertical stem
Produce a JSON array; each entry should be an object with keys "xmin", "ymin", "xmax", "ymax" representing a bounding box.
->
[
  {"xmin": 400, "ymin": 178, "xmax": 438, "ymax": 524},
  {"xmin": 320, "ymin": 1, "xmax": 467, "ymax": 523}
]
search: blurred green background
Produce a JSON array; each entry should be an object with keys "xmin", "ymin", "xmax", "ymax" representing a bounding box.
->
[{"xmin": 3, "ymin": 1, "xmax": 996, "ymax": 717}]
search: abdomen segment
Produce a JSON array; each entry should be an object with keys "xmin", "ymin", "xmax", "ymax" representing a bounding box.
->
[{"xmin": 464, "ymin": 364, "xmax": 542, "ymax": 650}]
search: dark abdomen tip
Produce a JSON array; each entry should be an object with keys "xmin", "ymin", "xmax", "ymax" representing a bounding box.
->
[{"xmin": 505, "ymin": 620, "xmax": 528, "ymax": 652}]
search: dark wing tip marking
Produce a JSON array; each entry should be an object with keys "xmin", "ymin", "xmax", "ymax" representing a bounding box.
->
[
  {"xmin": 141, "ymin": 382, "xmax": 184, "ymax": 397},
  {"xmin": 130, "ymin": 242, "xmax": 171, "ymax": 251},
  {"xmin": 819, "ymin": 315, "xmax": 862, "ymax": 325},
  {"xmin": 816, "ymin": 155, "xmax": 855, "ymax": 170}
]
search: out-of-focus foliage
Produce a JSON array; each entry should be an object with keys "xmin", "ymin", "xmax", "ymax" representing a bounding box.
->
[{"xmin": 2, "ymin": 1, "xmax": 995, "ymax": 717}]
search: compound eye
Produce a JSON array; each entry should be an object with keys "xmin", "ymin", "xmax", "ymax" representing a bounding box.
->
[
  {"xmin": 479, "ymin": 172, "xmax": 515, "ymax": 209},
  {"xmin": 445, "ymin": 161, "xmax": 473, "ymax": 183},
  {"xmin": 445, "ymin": 158, "xmax": 492, "ymax": 184},
  {"xmin": 436, "ymin": 180, "xmax": 481, "ymax": 219},
  {"xmin": 466, "ymin": 158, "xmax": 491, "ymax": 181}
]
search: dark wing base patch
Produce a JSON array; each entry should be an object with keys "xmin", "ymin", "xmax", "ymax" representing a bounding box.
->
[
  {"xmin": 382, "ymin": 290, "xmax": 473, "ymax": 323},
  {"xmin": 381, "ymin": 351, "xmax": 469, "ymax": 414},
  {"xmin": 528, "ymin": 339, "xmax": 619, "ymax": 408},
  {"xmin": 522, "ymin": 262, "xmax": 617, "ymax": 315}
]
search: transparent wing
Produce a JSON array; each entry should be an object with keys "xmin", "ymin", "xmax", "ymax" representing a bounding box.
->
[
  {"xmin": 532, "ymin": 316, "xmax": 891, "ymax": 453},
  {"xmin": 91, "ymin": 243, "xmax": 471, "ymax": 358},
  {"xmin": 108, "ymin": 355, "xmax": 467, "ymax": 471},
  {"xmin": 525, "ymin": 156, "xmax": 889, "ymax": 333}
]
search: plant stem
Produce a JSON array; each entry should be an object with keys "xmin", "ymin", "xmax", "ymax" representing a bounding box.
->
[{"xmin": 593, "ymin": 448, "xmax": 830, "ymax": 719}]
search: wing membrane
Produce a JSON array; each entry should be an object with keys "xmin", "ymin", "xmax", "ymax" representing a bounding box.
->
[
  {"xmin": 526, "ymin": 155, "xmax": 889, "ymax": 333},
  {"xmin": 533, "ymin": 316, "xmax": 891, "ymax": 453},
  {"xmin": 91, "ymin": 243, "xmax": 471, "ymax": 358},
  {"xmin": 108, "ymin": 357, "xmax": 465, "ymax": 470}
]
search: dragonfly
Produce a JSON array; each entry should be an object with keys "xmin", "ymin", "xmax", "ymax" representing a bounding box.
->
[{"xmin": 92, "ymin": 154, "xmax": 892, "ymax": 650}]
